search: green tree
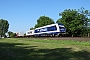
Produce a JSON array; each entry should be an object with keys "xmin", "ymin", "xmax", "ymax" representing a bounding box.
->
[
  {"xmin": 57, "ymin": 9, "xmax": 84, "ymax": 37},
  {"xmin": 8, "ymin": 31, "xmax": 13, "ymax": 37},
  {"xmin": 24, "ymin": 33, "xmax": 26, "ymax": 36},
  {"xmin": 35, "ymin": 16, "xmax": 55, "ymax": 28},
  {"xmin": 78, "ymin": 7, "xmax": 90, "ymax": 37},
  {"xmin": 0, "ymin": 19, "xmax": 9, "ymax": 37},
  {"xmin": 8, "ymin": 31, "xmax": 16, "ymax": 38},
  {"xmin": 30, "ymin": 27, "xmax": 35, "ymax": 30}
]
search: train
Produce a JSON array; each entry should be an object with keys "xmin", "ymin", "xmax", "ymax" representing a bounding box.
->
[{"xmin": 26, "ymin": 23, "xmax": 66, "ymax": 37}]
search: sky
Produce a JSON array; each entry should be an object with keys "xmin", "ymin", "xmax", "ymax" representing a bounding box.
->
[{"xmin": 0, "ymin": 0, "xmax": 90, "ymax": 33}]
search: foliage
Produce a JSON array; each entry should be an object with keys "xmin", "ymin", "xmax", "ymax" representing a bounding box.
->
[
  {"xmin": 24, "ymin": 33, "xmax": 26, "ymax": 36},
  {"xmin": 35, "ymin": 16, "xmax": 55, "ymax": 28},
  {"xmin": 30, "ymin": 27, "xmax": 35, "ymax": 30},
  {"xmin": 0, "ymin": 19, "xmax": 9, "ymax": 37},
  {"xmin": 78, "ymin": 7, "xmax": 90, "ymax": 26},
  {"xmin": 78, "ymin": 7, "xmax": 90, "ymax": 36},
  {"xmin": 56, "ymin": 8, "xmax": 90, "ymax": 37},
  {"xmin": 8, "ymin": 31, "xmax": 16, "ymax": 38},
  {"xmin": 57, "ymin": 9, "xmax": 84, "ymax": 37}
]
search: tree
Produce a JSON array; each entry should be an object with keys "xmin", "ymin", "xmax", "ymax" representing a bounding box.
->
[
  {"xmin": 78, "ymin": 7, "xmax": 90, "ymax": 37},
  {"xmin": 0, "ymin": 19, "xmax": 9, "ymax": 37},
  {"xmin": 34, "ymin": 16, "xmax": 55, "ymax": 28},
  {"xmin": 24, "ymin": 33, "xmax": 26, "ymax": 36},
  {"xmin": 56, "ymin": 9, "xmax": 84, "ymax": 37},
  {"xmin": 30, "ymin": 27, "xmax": 35, "ymax": 30},
  {"xmin": 8, "ymin": 31, "xmax": 12, "ymax": 37},
  {"xmin": 8, "ymin": 31, "xmax": 16, "ymax": 38}
]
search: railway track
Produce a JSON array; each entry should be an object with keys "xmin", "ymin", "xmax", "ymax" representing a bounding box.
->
[
  {"xmin": 31, "ymin": 37, "xmax": 90, "ymax": 41},
  {"xmin": 15, "ymin": 36, "xmax": 90, "ymax": 41}
]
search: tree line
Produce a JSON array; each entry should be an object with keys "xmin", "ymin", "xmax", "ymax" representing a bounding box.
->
[{"xmin": 0, "ymin": 7, "xmax": 90, "ymax": 38}]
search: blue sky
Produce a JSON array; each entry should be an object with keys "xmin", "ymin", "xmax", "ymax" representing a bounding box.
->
[{"xmin": 0, "ymin": 0, "xmax": 90, "ymax": 33}]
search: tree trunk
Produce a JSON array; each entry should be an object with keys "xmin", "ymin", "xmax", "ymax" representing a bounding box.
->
[
  {"xmin": 72, "ymin": 35, "xmax": 73, "ymax": 37},
  {"xmin": 88, "ymin": 33, "xmax": 89, "ymax": 37}
]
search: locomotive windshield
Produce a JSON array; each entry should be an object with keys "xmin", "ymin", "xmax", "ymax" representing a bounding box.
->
[
  {"xmin": 59, "ymin": 27, "xmax": 66, "ymax": 32},
  {"xmin": 59, "ymin": 24, "xmax": 66, "ymax": 33}
]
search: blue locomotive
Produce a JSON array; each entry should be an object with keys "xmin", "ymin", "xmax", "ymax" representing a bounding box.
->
[{"xmin": 33, "ymin": 23, "xmax": 66, "ymax": 36}]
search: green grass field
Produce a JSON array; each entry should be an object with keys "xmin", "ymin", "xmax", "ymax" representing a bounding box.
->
[{"xmin": 0, "ymin": 38, "xmax": 90, "ymax": 60}]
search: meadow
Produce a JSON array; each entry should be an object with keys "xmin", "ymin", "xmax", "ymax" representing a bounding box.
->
[{"xmin": 0, "ymin": 38, "xmax": 90, "ymax": 60}]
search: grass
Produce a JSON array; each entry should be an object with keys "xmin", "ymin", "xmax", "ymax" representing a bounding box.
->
[{"xmin": 0, "ymin": 38, "xmax": 90, "ymax": 60}]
